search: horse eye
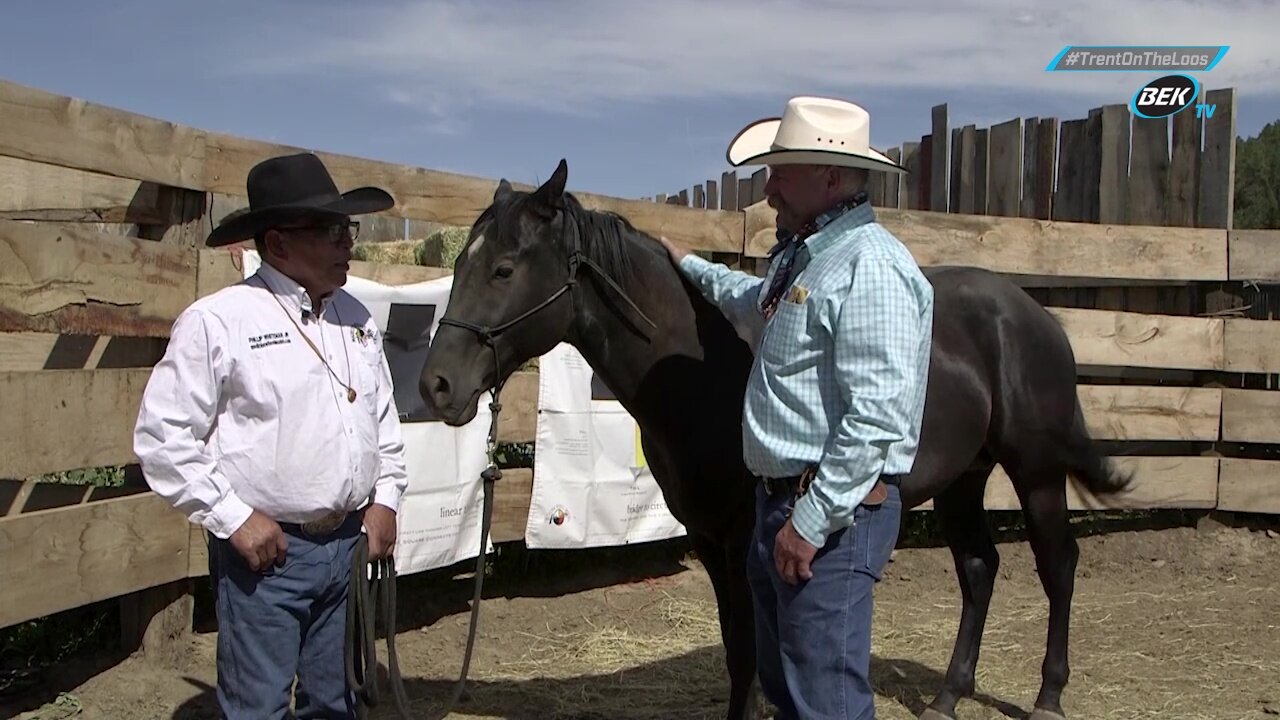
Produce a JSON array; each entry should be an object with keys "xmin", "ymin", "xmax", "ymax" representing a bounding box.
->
[{"xmin": 494, "ymin": 264, "xmax": 514, "ymax": 279}]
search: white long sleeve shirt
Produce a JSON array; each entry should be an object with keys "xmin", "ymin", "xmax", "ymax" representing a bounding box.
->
[{"xmin": 134, "ymin": 261, "xmax": 409, "ymax": 539}]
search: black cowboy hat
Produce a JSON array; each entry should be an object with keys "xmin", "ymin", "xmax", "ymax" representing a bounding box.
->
[{"xmin": 206, "ymin": 152, "xmax": 396, "ymax": 247}]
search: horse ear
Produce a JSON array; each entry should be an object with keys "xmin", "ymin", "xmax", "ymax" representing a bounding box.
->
[
  {"xmin": 529, "ymin": 159, "xmax": 568, "ymax": 218},
  {"xmin": 494, "ymin": 179, "xmax": 513, "ymax": 203}
]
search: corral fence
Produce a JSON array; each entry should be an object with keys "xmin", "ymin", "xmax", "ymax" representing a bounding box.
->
[{"xmin": 1, "ymin": 78, "xmax": 1277, "ymax": 664}]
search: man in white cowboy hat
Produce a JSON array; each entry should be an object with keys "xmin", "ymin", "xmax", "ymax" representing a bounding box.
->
[
  {"xmin": 659, "ymin": 96, "xmax": 934, "ymax": 719},
  {"xmin": 133, "ymin": 152, "xmax": 409, "ymax": 718}
]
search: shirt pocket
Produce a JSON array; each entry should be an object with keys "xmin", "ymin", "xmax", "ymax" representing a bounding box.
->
[
  {"xmin": 760, "ymin": 298, "xmax": 812, "ymax": 366},
  {"xmin": 352, "ymin": 345, "xmax": 384, "ymax": 414}
]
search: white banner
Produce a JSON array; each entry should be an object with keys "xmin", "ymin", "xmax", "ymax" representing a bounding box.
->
[
  {"xmin": 525, "ymin": 342, "xmax": 686, "ymax": 549},
  {"xmin": 241, "ymin": 252, "xmax": 493, "ymax": 575}
]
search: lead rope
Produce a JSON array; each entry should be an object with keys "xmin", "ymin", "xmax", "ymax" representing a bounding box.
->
[{"xmin": 346, "ymin": 341, "xmax": 504, "ymax": 719}]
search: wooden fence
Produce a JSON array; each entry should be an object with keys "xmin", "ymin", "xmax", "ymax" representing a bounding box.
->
[{"xmin": 2, "ymin": 77, "xmax": 1279, "ymax": 657}]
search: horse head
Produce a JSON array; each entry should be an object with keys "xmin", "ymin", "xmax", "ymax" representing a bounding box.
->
[{"xmin": 420, "ymin": 158, "xmax": 587, "ymax": 426}]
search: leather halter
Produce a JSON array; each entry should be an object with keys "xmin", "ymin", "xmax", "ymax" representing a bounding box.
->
[{"xmin": 437, "ymin": 208, "xmax": 658, "ymax": 387}]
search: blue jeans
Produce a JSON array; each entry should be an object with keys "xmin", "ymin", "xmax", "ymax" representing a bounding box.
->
[
  {"xmin": 207, "ymin": 513, "xmax": 362, "ymax": 719},
  {"xmin": 746, "ymin": 480, "xmax": 902, "ymax": 720}
]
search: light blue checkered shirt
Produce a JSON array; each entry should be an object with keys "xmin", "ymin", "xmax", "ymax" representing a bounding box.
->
[{"xmin": 678, "ymin": 200, "xmax": 934, "ymax": 548}]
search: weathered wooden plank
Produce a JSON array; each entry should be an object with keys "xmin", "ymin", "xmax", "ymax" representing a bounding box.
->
[
  {"xmin": 1049, "ymin": 307, "xmax": 1224, "ymax": 371},
  {"xmin": 1218, "ymin": 458, "xmax": 1280, "ymax": 514},
  {"xmin": 1227, "ymin": 230, "xmax": 1280, "ymax": 281},
  {"xmin": 1054, "ymin": 119, "xmax": 1086, "ymax": 222},
  {"xmin": 0, "ymin": 156, "xmax": 166, "ymax": 224},
  {"xmin": 705, "ymin": 180, "xmax": 718, "ymax": 212},
  {"xmin": 901, "ymin": 142, "xmax": 921, "ymax": 210},
  {"xmin": 207, "ymin": 135, "xmax": 746, "ymax": 253},
  {"xmin": 1034, "ymin": 118, "xmax": 1058, "ymax": 220},
  {"xmin": 988, "ymin": 118, "xmax": 1022, "ymax": 217},
  {"xmin": 720, "ymin": 171, "xmax": 737, "ymax": 211},
  {"xmin": 0, "ymin": 493, "xmax": 191, "ymax": 629},
  {"xmin": 930, "ymin": 104, "xmax": 949, "ymax": 212},
  {"xmin": 1020, "ymin": 117, "xmax": 1039, "ymax": 218},
  {"xmin": 974, "ymin": 128, "xmax": 989, "ymax": 216},
  {"xmin": 1080, "ymin": 385, "xmax": 1220, "ymax": 441},
  {"xmin": 1098, "ymin": 105, "xmax": 1130, "ymax": 224},
  {"xmin": 1082, "ymin": 108, "xmax": 1103, "ymax": 223},
  {"xmin": 914, "ymin": 456, "xmax": 1220, "ymax": 511},
  {"xmin": 0, "ymin": 78, "xmax": 206, "ymax": 188},
  {"xmin": 1221, "ymin": 388, "xmax": 1280, "ymax": 443},
  {"xmin": 958, "ymin": 126, "xmax": 976, "ymax": 214},
  {"xmin": 1169, "ymin": 87, "xmax": 1202, "ymax": 227},
  {"xmin": 1197, "ymin": 88, "xmax": 1236, "ymax": 229},
  {"xmin": 0, "ymin": 332, "xmax": 59, "ymax": 372},
  {"xmin": 919, "ymin": 135, "xmax": 933, "ymax": 212},
  {"xmin": 1223, "ymin": 317, "xmax": 1280, "ymax": 374},
  {"xmin": 0, "ymin": 220, "xmax": 196, "ymax": 337},
  {"xmin": 0, "ymin": 369, "xmax": 151, "ymax": 477},
  {"xmin": 743, "ymin": 202, "xmax": 1227, "ymax": 282},
  {"xmin": 885, "ymin": 148, "xmax": 901, "ymax": 209},
  {"xmin": 1128, "ymin": 114, "xmax": 1171, "ymax": 226},
  {"xmin": 949, "ymin": 127, "xmax": 963, "ymax": 213}
]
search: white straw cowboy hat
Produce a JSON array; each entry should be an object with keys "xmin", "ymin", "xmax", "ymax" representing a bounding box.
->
[{"xmin": 726, "ymin": 96, "xmax": 906, "ymax": 174}]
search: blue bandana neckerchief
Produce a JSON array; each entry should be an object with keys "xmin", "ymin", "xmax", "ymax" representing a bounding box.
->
[{"xmin": 759, "ymin": 191, "xmax": 869, "ymax": 319}]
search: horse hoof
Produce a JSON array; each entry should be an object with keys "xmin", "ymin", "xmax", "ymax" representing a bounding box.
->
[
  {"xmin": 918, "ymin": 708, "xmax": 955, "ymax": 720},
  {"xmin": 1028, "ymin": 709, "xmax": 1067, "ymax": 720}
]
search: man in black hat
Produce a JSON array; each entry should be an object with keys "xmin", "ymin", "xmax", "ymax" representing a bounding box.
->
[{"xmin": 134, "ymin": 152, "xmax": 410, "ymax": 718}]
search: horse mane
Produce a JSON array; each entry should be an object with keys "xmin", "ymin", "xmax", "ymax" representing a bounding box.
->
[{"xmin": 559, "ymin": 191, "xmax": 647, "ymax": 290}]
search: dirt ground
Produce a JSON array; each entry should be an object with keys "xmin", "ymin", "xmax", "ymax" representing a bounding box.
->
[{"xmin": 7, "ymin": 519, "xmax": 1280, "ymax": 720}]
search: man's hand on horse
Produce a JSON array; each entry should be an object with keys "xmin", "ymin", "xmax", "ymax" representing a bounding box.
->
[
  {"xmin": 774, "ymin": 518, "xmax": 818, "ymax": 584},
  {"xmin": 657, "ymin": 235, "xmax": 689, "ymax": 265},
  {"xmin": 362, "ymin": 503, "xmax": 398, "ymax": 560},
  {"xmin": 229, "ymin": 510, "xmax": 288, "ymax": 573}
]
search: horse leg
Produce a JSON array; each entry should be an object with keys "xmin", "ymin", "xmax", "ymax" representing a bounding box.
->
[
  {"xmin": 920, "ymin": 459, "xmax": 998, "ymax": 720},
  {"xmin": 690, "ymin": 530, "xmax": 761, "ymax": 720},
  {"xmin": 1009, "ymin": 457, "xmax": 1077, "ymax": 720}
]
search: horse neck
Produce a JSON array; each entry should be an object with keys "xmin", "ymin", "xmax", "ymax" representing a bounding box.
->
[{"xmin": 562, "ymin": 220, "xmax": 718, "ymax": 418}]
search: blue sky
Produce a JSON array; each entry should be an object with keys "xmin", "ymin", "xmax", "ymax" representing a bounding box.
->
[{"xmin": 2, "ymin": 0, "xmax": 1277, "ymax": 202}]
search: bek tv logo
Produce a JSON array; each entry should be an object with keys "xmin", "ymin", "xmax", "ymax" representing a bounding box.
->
[{"xmin": 1130, "ymin": 74, "xmax": 1213, "ymax": 119}]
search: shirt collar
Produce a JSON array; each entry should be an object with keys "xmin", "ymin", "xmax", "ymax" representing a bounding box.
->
[
  {"xmin": 767, "ymin": 191, "xmax": 875, "ymax": 259},
  {"xmin": 255, "ymin": 261, "xmax": 325, "ymax": 318}
]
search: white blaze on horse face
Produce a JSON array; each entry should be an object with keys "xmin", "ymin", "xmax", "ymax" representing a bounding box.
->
[{"xmin": 465, "ymin": 233, "xmax": 486, "ymax": 258}]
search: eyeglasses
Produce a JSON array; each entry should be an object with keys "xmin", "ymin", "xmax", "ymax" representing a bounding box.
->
[{"xmin": 277, "ymin": 221, "xmax": 360, "ymax": 244}]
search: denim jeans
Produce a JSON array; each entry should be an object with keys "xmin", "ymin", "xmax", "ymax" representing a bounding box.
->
[
  {"xmin": 207, "ymin": 512, "xmax": 362, "ymax": 720},
  {"xmin": 746, "ymin": 480, "xmax": 902, "ymax": 720}
]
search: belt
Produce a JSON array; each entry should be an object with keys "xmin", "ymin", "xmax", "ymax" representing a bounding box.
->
[
  {"xmin": 279, "ymin": 509, "xmax": 350, "ymax": 538},
  {"xmin": 761, "ymin": 469, "xmax": 902, "ymax": 506}
]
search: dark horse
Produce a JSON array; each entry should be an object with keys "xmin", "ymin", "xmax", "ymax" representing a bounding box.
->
[{"xmin": 419, "ymin": 159, "xmax": 1131, "ymax": 720}]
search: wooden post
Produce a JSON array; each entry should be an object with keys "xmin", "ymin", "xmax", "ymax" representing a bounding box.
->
[
  {"xmin": 958, "ymin": 126, "xmax": 977, "ymax": 214},
  {"xmin": 974, "ymin": 129, "xmax": 990, "ymax": 216},
  {"xmin": 721, "ymin": 171, "xmax": 738, "ymax": 211},
  {"xmin": 949, "ymin": 127, "xmax": 963, "ymax": 213},
  {"xmin": 901, "ymin": 142, "xmax": 921, "ymax": 210},
  {"xmin": 119, "ymin": 578, "xmax": 195, "ymax": 663},
  {"xmin": 988, "ymin": 118, "xmax": 1023, "ymax": 217},
  {"xmin": 930, "ymin": 104, "xmax": 949, "ymax": 212},
  {"xmin": 885, "ymin": 148, "xmax": 901, "ymax": 208},
  {"xmin": 1034, "ymin": 118, "xmax": 1058, "ymax": 220}
]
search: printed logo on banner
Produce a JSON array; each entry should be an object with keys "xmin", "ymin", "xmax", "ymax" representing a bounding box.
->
[{"xmin": 547, "ymin": 505, "xmax": 570, "ymax": 526}]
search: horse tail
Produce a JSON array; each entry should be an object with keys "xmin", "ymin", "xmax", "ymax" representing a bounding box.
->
[{"xmin": 1059, "ymin": 400, "xmax": 1135, "ymax": 496}]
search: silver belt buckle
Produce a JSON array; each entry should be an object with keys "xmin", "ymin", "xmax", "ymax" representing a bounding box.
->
[{"xmin": 301, "ymin": 510, "xmax": 346, "ymax": 537}]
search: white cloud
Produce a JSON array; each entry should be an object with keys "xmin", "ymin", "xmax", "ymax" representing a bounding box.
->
[{"xmin": 223, "ymin": 0, "xmax": 1277, "ymax": 115}]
